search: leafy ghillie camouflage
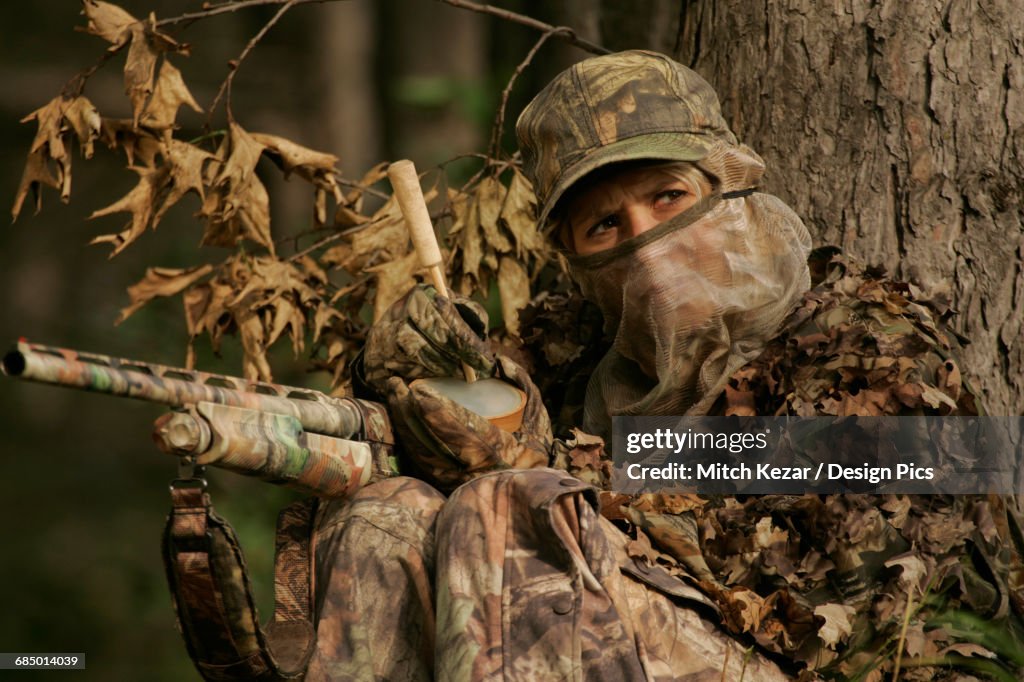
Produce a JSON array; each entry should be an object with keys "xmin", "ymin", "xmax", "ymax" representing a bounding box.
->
[
  {"xmin": 716, "ymin": 247, "xmax": 982, "ymax": 420},
  {"xmin": 541, "ymin": 249, "xmax": 1024, "ymax": 679}
]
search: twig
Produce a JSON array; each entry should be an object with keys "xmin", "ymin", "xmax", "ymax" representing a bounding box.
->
[
  {"xmin": 337, "ymin": 178, "xmax": 389, "ymax": 201},
  {"xmin": 157, "ymin": 0, "xmax": 328, "ymax": 27},
  {"xmin": 157, "ymin": 0, "xmax": 609, "ymax": 56},
  {"xmin": 207, "ymin": 0, "xmax": 298, "ymax": 122},
  {"xmin": 437, "ymin": 152, "xmax": 492, "ymax": 168},
  {"xmin": 433, "ymin": 0, "xmax": 609, "ymax": 55},
  {"xmin": 286, "ymin": 216, "xmax": 384, "ymax": 262},
  {"xmin": 286, "ymin": 206, "xmax": 451, "ymax": 262},
  {"xmin": 488, "ymin": 27, "xmax": 567, "ymax": 158},
  {"xmin": 61, "ymin": 42, "xmax": 129, "ymax": 98}
]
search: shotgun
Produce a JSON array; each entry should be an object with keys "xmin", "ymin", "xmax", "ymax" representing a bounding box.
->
[{"xmin": 2, "ymin": 339, "xmax": 398, "ymax": 497}]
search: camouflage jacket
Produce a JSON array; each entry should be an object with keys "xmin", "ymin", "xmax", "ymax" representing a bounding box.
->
[{"xmin": 521, "ymin": 248, "xmax": 1024, "ymax": 679}]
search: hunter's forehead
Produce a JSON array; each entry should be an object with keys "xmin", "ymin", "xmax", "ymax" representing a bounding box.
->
[{"xmin": 568, "ymin": 165, "xmax": 681, "ymax": 211}]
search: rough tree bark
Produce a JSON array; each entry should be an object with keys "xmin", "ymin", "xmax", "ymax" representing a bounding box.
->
[{"xmin": 674, "ymin": 0, "xmax": 1024, "ymax": 414}]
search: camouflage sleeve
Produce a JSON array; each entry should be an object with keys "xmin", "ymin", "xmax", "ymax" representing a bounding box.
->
[{"xmin": 433, "ymin": 468, "xmax": 791, "ymax": 681}]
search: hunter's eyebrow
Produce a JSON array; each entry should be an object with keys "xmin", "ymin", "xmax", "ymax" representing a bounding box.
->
[{"xmin": 571, "ymin": 174, "xmax": 687, "ymax": 226}]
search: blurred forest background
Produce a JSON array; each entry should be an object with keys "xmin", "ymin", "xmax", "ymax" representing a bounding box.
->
[{"xmin": 1, "ymin": 0, "xmax": 1021, "ymax": 679}]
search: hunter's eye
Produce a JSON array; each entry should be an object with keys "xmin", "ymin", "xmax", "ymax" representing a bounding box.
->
[
  {"xmin": 586, "ymin": 214, "xmax": 620, "ymax": 238},
  {"xmin": 654, "ymin": 189, "xmax": 686, "ymax": 207}
]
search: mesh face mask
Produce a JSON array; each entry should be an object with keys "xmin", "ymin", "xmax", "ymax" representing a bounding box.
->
[{"xmin": 566, "ymin": 143, "xmax": 812, "ymax": 442}]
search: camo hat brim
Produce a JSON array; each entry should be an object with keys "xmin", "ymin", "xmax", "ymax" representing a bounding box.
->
[
  {"xmin": 537, "ymin": 132, "xmax": 713, "ymax": 228},
  {"xmin": 516, "ymin": 50, "xmax": 737, "ymax": 230}
]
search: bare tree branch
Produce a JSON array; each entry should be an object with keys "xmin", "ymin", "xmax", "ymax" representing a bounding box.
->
[
  {"xmin": 488, "ymin": 27, "xmax": 568, "ymax": 158},
  {"xmin": 61, "ymin": 40, "xmax": 131, "ymax": 98},
  {"xmin": 157, "ymin": 0, "xmax": 329, "ymax": 27},
  {"xmin": 208, "ymin": 0, "xmax": 299, "ymax": 121},
  {"xmin": 434, "ymin": 0, "xmax": 609, "ymax": 55},
  {"xmin": 157, "ymin": 0, "xmax": 609, "ymax": 56}
]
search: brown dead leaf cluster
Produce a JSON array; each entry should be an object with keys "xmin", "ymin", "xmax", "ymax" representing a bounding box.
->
[
  {"xmin": 447, "ymin": 167, "xmax": 550, "ymax": 336},
  {"xmin": 115, "ymin": 253, "xmax": 342, "ymax": 383},
  {"xmin": 14, "ymin": 1, "xmax": 566, "ymax": 388},
  {"xmin": 13, "ymin": 95, "xmax": 101, "ymax": 220},
  {"xmin": 81, "ymin": 1, "xmax": 195, "ymax": 128},
  {"xmin": 322, "ymin": 168, "xmax": 435, "ymax": 324}
]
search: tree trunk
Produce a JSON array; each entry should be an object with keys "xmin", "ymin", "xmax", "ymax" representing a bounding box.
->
[
  {"xmin": 317, "ymin": 0, "xmax": 383, "ymax": 179},
  {"xmin": 670, "ymin": 0, "xmax": 1024, "ymax": 414}
]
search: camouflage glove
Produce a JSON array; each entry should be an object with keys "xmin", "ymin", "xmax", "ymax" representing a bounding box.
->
[
  {"xmin": 361, "ymin": 284, "xmax": 496, "ymax": 395},
  {"xmin": 385, "ymin": 355, "xmax": 553, "ymax": 491}
]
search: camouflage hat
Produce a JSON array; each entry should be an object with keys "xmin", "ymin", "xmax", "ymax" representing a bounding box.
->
[{"xmin": 516, "ymin": 50, "xmax": 737, "ymax": 228}]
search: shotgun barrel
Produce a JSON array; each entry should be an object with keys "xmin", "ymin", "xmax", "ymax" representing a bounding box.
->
[{"xmin": 3, "ymin": 339, "xmax": 367, "ymax": 439}]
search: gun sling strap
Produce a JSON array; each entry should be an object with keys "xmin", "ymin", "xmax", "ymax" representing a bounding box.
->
[{"xmin": 163, "ymin": 479, "xmax": 318, "ymax": 681}]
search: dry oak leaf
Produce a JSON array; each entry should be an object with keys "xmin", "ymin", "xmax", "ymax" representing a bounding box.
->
[
  {"xmin": 297, "ymin": 254, "xmax": 329, "ymax": 285},
  {"xmin": 231, "ymin": 257, "xmax": 324, "ymax": 354},
  {"xmin": 497, "ymin": 255, "xmax": 529, "ymax": 336},
  {"xmin": 80, "ymin": 0, "xmax": 137, "ymax": 45},
  {"xmin": 23, "ymin": 97, "xmax": 67, "ymax": 158},
  {"xmin": 366, "ymin": 250, "xmax": 423, "ymax": 323},
  {"xmin": 719, "ymin": 586, "xmax": 767, "ymax": 633},
  {"xmin": 200, "ymin": 123, "xmax": 273, "ymax": 254},
  {"xmin": 267, "ymin": 296, "xmax": 305, "ymax": 355},
  {"xmin": 338, "ymin": 161, "xmax": 388, "ymax": 218},
  {"xmin": 183, "ymin": 278, "xmax": 236, "ymax": 353},
  {"xmin": 12, "ymin": 151, "xmax": 60, "ymax": 220},
  {"xmin": 89, "ymin": 164, "xmax": 170, "ymax": 256},
  {"xmin": 250, "ymin": 132, "xmax": 340, "ymax": 192},
  {"xmin": 251, "ymin": 132, "xmax": 342, "ymax": 225},
  {"xmin": 753, "ymin": 516, "xmax": 789, "ymax": 551},
  {"xmin": 883, "ymin": 552, "xmax": 930, "ymax": 593},
  {"xmin": 62, "ymin": 97, "xmax": 102, "ymax": 159},
  {"xmin": 447, "ymin": 170, "xmax": 549, "ymax": 319},
  {"xmin": 154, "ymin": 140, "xmax": 215, "ymax": 224},
  {"xmin": 123, "ymin": 28, "xmax": 158, "ymax": 126},
  {"xmin": 446, "ymin": 188, "xmax": 483, "ymax": 293},
  {"xmin": 186, "ymin": 255, "xmax": 326, "ymax": 381},
  {"xmin": 139, "ymin": 60, "xmax": 202, "ymax": 131},
  {"xmin": 111, "ymin": 12, "xmax": 191, "ymax": 127},
  {"xmin": 13, "ymin": 96, "xmax": 100, "ymax": 219},
  {"xmin": 324, "ymin": 183, "xmax": 438, "ymax": 273},
  {"xmin": 813, "ymin": 603, "xmax": 856, "ymax": 650},
  {"xmin": 229, "ymin": 257, "xmax": 321, "ymax": 311},
  {"xmin": 237, "ymin": 307, "xmax": 272, "ymax": 382},
  {"xmin": 476, "ymin": 175, "xmax": 513, "ymax": 253},
  {"xmin": 501, "ymin": 166, "xmax": 545, "ymax": 258},
  {"xmin": 116, "ymin": 264, "xmax": 214, "ymax": 323},
  {"xmin": 323, "ymin": 203, "xmax": 405, "ymax": 271},
  {"xmin": 312, "ymin": 302, "xmax": 344, "ymax": 344},
  {"xmin": 99, "ymin": 118, "xmax": 162, "ymax": 167}
]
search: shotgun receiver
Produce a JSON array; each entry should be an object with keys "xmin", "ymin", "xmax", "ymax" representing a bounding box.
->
[{"xmin": 2, "ymin": 339, "xmax": 398, "ymax": 497}]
